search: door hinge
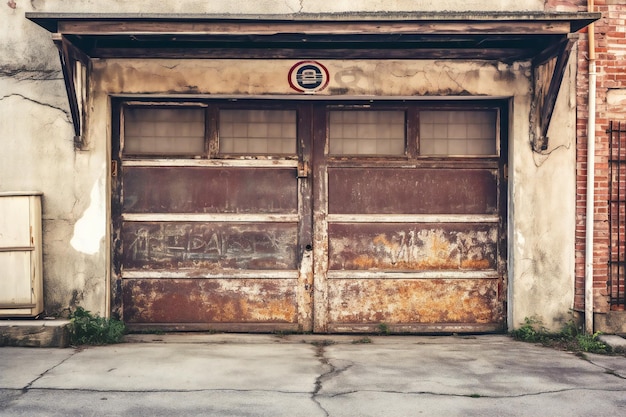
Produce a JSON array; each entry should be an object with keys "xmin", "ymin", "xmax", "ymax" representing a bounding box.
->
[{"xmin": 111, "ymin": 160, "xmax": 118, "ymax": 177}]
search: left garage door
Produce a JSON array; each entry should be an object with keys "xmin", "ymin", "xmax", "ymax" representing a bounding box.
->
[{"xmin": 111, "ymin": 102, "xmax": 313, "ymax": 332}]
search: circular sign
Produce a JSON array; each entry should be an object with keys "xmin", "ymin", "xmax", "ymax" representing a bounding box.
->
[{"xmin": 288, "ymin": 61, "xmax": 329, "ymax": 93}]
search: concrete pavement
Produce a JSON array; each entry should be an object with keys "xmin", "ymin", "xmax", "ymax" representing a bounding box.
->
[{"xmin": 0, "ymin": 334, "xmax": 625, "ymax": 416}]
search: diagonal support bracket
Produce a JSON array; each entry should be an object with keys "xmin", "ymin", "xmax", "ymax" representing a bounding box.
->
[
  {"xmin": 53, "ymin": 34, "xmax": 90, "ymax": 149},
  {"xmin": 530, "ymin": 34, "xmax": 577, "ymax": 152}
]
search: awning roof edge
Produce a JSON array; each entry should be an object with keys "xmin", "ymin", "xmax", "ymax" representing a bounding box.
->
[
  {"xmin": 25, "ymin": 11, "xmax": 599, "ymax": 62},
  {"xmin": 26, "ymin": 11, "xmax": 600, "ymax": 33}
]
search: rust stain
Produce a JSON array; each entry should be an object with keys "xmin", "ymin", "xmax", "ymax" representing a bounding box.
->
[
  {"xmin": 328, "ymin": 279, "xmax": 500, "ymax": 325},
  {"xmin": 329, "ymin": 167, "xmax": 498, "ymax": 215},
  {"xmin": 122, "ymin": 279, "xmax": 297, "ymax": 324},
  {"xmin": 330, "ymin": 225, "xmax": 497, "ymax": 271},
  {"xmin": 460, "ymin": 259, "xmax": 492, "ymax": 269},
  {"xmin": 350, "ymin": 255, "xmax": 379, "ymax": 269},
  {"xmin": 123, "ymin": 166, "xmax": 298, "ymax": 214}
]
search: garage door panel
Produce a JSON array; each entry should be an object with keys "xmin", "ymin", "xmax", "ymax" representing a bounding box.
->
[
  {"xmin": 327, "ymin": 278, "xmax": 501, "ymax": 325},
  {"xmin": 121, "ymin": 222, "xmax": 298, "ymax": 270},
  {"xmin": 122, "ymin": 278, "xmax": 298, "ymax": 324},
  {"xmin": 328, "ymin": 223, "xmax": 497, "ymax": 271},
  {"xmin": 123, "ymin": 167, "xmax": 297, "ymax": 214},
  {"xmin": 328, "ymin": 167, "xmax": 497, "ymax": 214}
]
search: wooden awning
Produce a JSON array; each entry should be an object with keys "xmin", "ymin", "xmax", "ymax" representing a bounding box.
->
[{"xmin": 26, "ymin": 12, "xmax": 599, "ymax": 149}]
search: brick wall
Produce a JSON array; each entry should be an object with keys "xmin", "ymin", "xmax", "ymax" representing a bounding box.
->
[{"xmin": 574, "ymin": 0, "xmax": 626, "ymax": 313}]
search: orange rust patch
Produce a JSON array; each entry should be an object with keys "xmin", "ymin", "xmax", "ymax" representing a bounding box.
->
[
  {"xmin": 461, "ymin": 259, "xmax": 492, "ymax": 269},
  {"xmin": 122, "ymin": 278, "xmax": 297, "ymax": 324},
  {"xmin": 329, "ymin": 225, "xmax": 497, "ymax": 271},
  {"xmin": 327, "ymin": 279, "xmax": 501, "ymax": 325}
]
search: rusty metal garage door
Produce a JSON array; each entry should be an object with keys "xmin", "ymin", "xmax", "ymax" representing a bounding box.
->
[
  {"xmin": 312, "ymin": 105, "xmax": 506, "ymax": 333},
  {"xmin": 111, "ymin": 102, "xmax": 312, "ymax": 332},
  {"xmin": 112, "ymin": 100, "xmax": 506, "ymax": 333}
]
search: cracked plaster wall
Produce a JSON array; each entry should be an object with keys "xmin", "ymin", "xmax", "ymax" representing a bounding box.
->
[
  {"xmin": 509, "ymin": 48, "xmax": 578, "ymax": 331},
  {"xmin": 2, "ymin": 3, "xmax": 107, "ymax": 316},
  {"xmin": 2, "ymin": 0, "xmax": 576, "ymax": 328}
]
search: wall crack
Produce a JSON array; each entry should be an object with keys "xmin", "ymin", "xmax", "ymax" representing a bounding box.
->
[
  {"xmin": 0, "ymin": 68, "xmax": 62, "ymax": 81},
  {"xmin": 0, "ymin": 93, "xmax": 70, "ymax": 121},
  {"xmin": 285, "ymin": 0, "xmax": 304, "ymax": 13},
  {"xmin": 532, "ymin": 142, "xmax": 572, "ymax": 167}
]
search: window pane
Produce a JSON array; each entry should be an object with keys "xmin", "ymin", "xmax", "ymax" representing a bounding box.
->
[
  {"xmin": 329, "ymin": 110, "xmax": 405, "ymax": 156},
  {"xmin": 219, "ymin": 110, "xmax": 296, "ymax": 155},
  {"xmin": 124, "ymin": 107, "xmax": 205, "ymax": 156},
  {"xmin": 419, "ymin": 110, "xmax": 497, "ymax": 156}
]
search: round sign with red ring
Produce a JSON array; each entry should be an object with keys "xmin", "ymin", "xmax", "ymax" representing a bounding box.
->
[{"xmin": 288, "ymin": 61, "xmax": 329, "ymax": 93}]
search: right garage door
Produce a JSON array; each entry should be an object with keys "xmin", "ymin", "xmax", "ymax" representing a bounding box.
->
[{"xmin": 312, "ymin": 105, "xmax": 507, "ymax": 333}]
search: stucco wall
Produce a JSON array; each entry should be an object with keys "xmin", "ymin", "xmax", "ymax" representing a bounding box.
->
[
  {"xmin": 23, "ymin": 0, "xmax": 546, "ymax": 14},
  {"xmin": 1, "ymin": 0, "xmax": 577, "ymax": 330},
  {"xmin": 2, "ymin": 2, "xmax": 108, "ymax": 315},
  {"xmin": 509, "ymin": 50, "xmax": 578, "ymax": 331}
]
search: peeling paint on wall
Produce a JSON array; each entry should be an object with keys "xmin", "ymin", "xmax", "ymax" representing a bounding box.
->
[
  {"xmin": 70, "ymin": 167, "xmax": 105, "ymax": 255},
  {"xmin": 91, "ymin": 59, "xmax": 529, "ymax": 99}
]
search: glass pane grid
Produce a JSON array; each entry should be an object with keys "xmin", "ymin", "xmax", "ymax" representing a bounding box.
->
[
  {"xmin": 329, "ymin": 110, "xmax": 406, "ymax": 156},
  {"xmin": 220, "ymin": 110, "xmax": 296, "ymax": 155},
  {"xmin": 419, "ymin": 110, "xmax": 497, "ymax": 156},
  {"xmin": 124, "ymin": 108, "xmax": 205, "ymax": 155}
]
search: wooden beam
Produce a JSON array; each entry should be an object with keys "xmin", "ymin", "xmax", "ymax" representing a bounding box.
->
[
  {"xmin": 531, "ymin": 36, "xmax": 575, "ymax": 152},
  {"xmin": 89, "ymin": 46, "xmax": 536, "ymax": 60},
  {"xmin": 56, "ymin": 20, "xmax": 573, "ymax": 36},
  {"xmin": 532, "ymin": 33, "xmax": 578, "ymax": 66},
  {"xmin": 540, "ymin": 37, "xmax": 575, "ymax": 140},
  {"xmin": 54, "ymin": 36, "xmax": 82, "ymax": 142}
]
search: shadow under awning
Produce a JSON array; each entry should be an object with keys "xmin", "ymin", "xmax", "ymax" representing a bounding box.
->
[{"xmin": 26, "ymin": 11, "xmax": 600, "ymax": 149}]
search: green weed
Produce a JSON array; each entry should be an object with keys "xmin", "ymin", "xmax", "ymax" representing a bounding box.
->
[
  {"xmin": 69, "ymin": 307, "xmax": 126, "ymax": 345},
  {"xmin": 311, "ymin": 339, "xmax": 336, "ymax": 347},
  {"xmin": 510, "ymin": 316, "xmax": 548, "ymax": 343},
  {"xmin": 378, "ymin": 323, "xmax": 391, "ymax": 335},
  {"xmin": 576, "ymin": 332, "xmax": 608, "ymax": 353},
  {"xmin": 511, "ymin": 316, "xmax": 609, "ymax": 354}
]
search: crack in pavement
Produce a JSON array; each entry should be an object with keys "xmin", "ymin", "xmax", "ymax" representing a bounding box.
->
[
  {"xmin": 1, "ymin": 387, "xmax": 316, "ymax": 416},
  {"xmin": 324, "ymin": 386, "xmax": 626, "ymax": 399},
  {"xmin": 306, "ymin": 344, "xmax": 626, "ymax": 407},
  {"xmin": 603, "ymin": 369, "xmax": 626, "ymax": 380},
  {"xmin": 14, "ymin": 387, "xmax": 313, "ymax": 395},
  {"xmin": 583, "ymin": 357, "xmax": 626, "ymax": 380},
  {"xmin": 312, "ymin": 342, "xmax": 333, "ymax": 417},
  {"xmin": 21, "ymin": 349, "xmax": 80, "ymax": 394},
  {"xmin": 311, "ymin": 341, "xmax": 353, "ymax": 417}
]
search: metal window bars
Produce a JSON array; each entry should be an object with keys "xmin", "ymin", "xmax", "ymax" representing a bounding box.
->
[{"xmin": 608, "ymin": 120, "xmax": 626, "ymax": 311}]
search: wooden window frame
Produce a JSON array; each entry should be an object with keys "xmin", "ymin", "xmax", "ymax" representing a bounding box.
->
[
  {"xmin": 324, "ymin": 101, "xmax": 504, "ymax": 162},
  {"xmin": 117, "ymin": 99, "xmax": 506, "ymax": 162}
]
